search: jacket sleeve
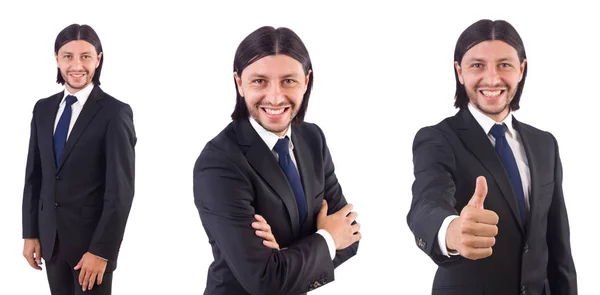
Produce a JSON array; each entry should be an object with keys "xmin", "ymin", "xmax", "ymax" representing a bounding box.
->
[
  {"xmin": 314, "ymin": 124, "xmax": 359, "ymax": 268},
  {"xmin": 407, "ymin": 126, "xmax": 461, "ymax": 264},
  {"xmin": 88, "ymin": 104, "xmax": 136, "ymax": 261},
  {"xmin": 546, "ymin": 133, "xmax": 577, "ymax": 294},
  {"xmin": 22, "ymin": 100, "xmax": 43, "ymax": 239}
]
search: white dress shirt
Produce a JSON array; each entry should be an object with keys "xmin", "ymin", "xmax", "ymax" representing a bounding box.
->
[
  {"xmin": 249, "ymin": 117, "xmax": 336, "ymax": 260},
  {"xmin": 53, "ymin": 83, "xmax": 94, "ymax": 136},
  {"xmin": 437, "ymin": 103, "xmax": 532, "ymax": 256}
]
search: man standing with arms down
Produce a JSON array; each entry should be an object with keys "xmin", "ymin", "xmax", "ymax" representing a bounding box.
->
[
  {"xmin": 407, "ymin": 19, "xmax": 576, "ymax": 295},
  {"xmin": 194, "ymin": 26, "xmax": 360, "ymax": 295},
  {"xmin": 22, "ymin": 24, "xmax": 136, "ymax": 294}
]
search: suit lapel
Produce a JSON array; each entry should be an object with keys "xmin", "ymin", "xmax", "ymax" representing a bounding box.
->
[
  {"xmin": 40, "ymin": 92, "xmax": 63, "ymax": 170},
  {"xmin": 291, "ymin": 126, "xmax": 318, "ymax": 232},
  {"xmin": 512, "ymin": 118, "xmax": 539, "ymax": 234},
  {"xmin": 236, "ymin": 119, "xmax": 301, "ymax": 234},
  {"xmin": 452, "ymin": 110, "xmax": 525, "ymax": 232},
  {"xmin": 56, "ymin": 86, "xmax": 103, "ymax": 172}
]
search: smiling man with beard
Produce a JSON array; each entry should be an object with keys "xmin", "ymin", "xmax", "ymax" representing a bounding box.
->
[
  {"xmin": 193, "ymin": 26, "xmax": 360, "ymax": 295},
  {"xmin": 407, "ymin": 19, "xmax": 577, "ymax": 295},
  {"xmin": 22, "ymin": 24, "xmax": 136, "ymax": 295}
]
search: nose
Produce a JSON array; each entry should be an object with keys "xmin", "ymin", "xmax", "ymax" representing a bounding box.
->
[
  {"xmin": 482, "ymin": 66, "xmax": 501, "ymax": 86},
  {"xmin": 266, "ymin": 82, "xmax": 286, "ymax": 105},
  {"xmin": 69, "ymin": 57, "xmax": 84, "ymax": 70}
]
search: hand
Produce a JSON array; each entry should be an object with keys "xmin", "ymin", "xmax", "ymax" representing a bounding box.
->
[
  {"xmin": 446, "ymin": 176, "xmax": 499, "ymax": 260},
  {"xmin": 252, "ymin": 214, "xmax": 280, "ymax": 250},
  {"xmin": 317, "ymin": 200, "xmax": 361, "ymax": 250},
  {"xmin": 23, "ymin": 238, "xmax": 42, "ymax": 270},
  {"xmin": 74, "ymin": 252, "xmax": 107, "ymax": 291}
]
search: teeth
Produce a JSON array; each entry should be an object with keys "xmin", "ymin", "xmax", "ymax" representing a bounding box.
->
[
  {"xmin": 264, "ymin": 108, "xmax": 285, "ymax": 115},
  {"xmin": 481, "ymin": 90, "xmax": 502, "ymax": 97}
]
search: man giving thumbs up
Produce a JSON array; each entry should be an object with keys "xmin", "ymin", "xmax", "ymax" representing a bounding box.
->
[{"xmin": 407, "ymin": 19, "xmax": 576, "ymax": 295}]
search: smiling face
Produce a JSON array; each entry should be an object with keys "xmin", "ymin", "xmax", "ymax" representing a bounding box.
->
[
  {"xmin": 455, "ymin": 40, "xmax": 526, "ymax": 121},
  {"xmin": 55, "ymin": 40, "xmax": 102, "ymax": 94},
  {"xmin": 235, "ymin": 54, "xmax": 310, "ymax": 136}
]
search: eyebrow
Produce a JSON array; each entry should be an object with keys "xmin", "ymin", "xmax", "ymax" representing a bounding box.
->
[
  {"xmin": 247, "ymin": 73, "xmax": 302, "ymax": 79},
  {"xmin": 465, "ymin": 57, "xmax": 519, "ymax": 63},
  {"xmin": 60, "ymin": 51, "xmax": 94, "ymax": 55}
]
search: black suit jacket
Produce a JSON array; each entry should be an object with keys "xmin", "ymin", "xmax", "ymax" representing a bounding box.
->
[
  {"xmin": 22, "ymin": 86, "xmax": 136, "ymax": 272},
  {"xmin": 193, "ymin": 119, "xmax": 358, "ymax": 295},
  {"xmin": 407, "ymin": 109, "xmax": 576, "ymax": 295}
]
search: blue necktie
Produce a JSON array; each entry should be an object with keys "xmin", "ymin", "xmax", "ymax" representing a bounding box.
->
[
  {"xmin": 273, "ymin": 137, "xmax": 307, "ymax": 224},
  {"xmin": 489, "ymin": 123, "xmax": 527, "ymax": 224},
  {"xmin": 54, "ymin": 95, "xmax": 78, "ymax": 166}
]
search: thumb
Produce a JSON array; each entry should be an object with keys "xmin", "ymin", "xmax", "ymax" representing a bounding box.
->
[
  {"xmin": 467, "ymin": 176, "xmax": 488, "ymax": 209},
  {"xmin": 35, "ymin": 245, "xmax": 42, "ymax": 264},
  {"xmin": 318, "ymin": 200, "xmax": 328, "ymax": 219},
  {"xmin": 73, "ymin": 257, "xmax": 84, "ymax": 270}
]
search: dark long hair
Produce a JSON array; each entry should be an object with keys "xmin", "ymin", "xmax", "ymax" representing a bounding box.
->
[
  {"xmin": 54, "ymin": 24, "xmax": 103, "ymax": 86},
  {"xmin": 454, "ymin": 19, "xmax": 527, "ymax": 110},
  {"xmin": 231, "ymin": 26, "xmax": 313, "ymax": 124}
]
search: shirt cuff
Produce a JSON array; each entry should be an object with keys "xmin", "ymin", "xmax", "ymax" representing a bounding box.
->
[
  {"xmin": 438, "ymin": 215, "xmax": 460, "ymax": 257},
  {"xmin": 316, "ymin": 229, "xmax": 336, "ymax": 260}
]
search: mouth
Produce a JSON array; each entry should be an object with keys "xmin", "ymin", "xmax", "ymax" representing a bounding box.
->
[
  {"xmin": 260, "ymin": 106, "xmax": 290, "ymax": 117},
  {"xmin": 68, "ymin": 72, "xmax": 86, "ymax": 79},
  {"xmin": 479, "ymin": 89, "xmax": 505, "ymax": 98}
]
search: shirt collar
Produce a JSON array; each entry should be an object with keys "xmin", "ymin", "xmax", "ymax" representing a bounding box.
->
[
  {"xmin": 61, "ymin": 83, "xmax": 94, "ymax": 106},
  {"xmin": 249, "ymin": 116, "xmax": 294, "ymax": 151},
  {"xmin": 468, "ymin": 102, "xmax": 516, "ymax": 137}
]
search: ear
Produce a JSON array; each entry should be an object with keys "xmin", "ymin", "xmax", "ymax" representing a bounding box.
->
[
  {"xmin": 454, "ymin": 61, "xmax": 464, "ymax": 85},
  {"xmin": 519, "ymin": 58, "xmax": 527, "ymax": 82},
  {"xmin": 55, "ymin": 53, "xmax": 59, "ymax": 67},
  {"xmin": 234, "ymin": 72, "xmax": 243, "ymax": 97},
  {"xmin": 96, "ymin": 52, "xmax": 103, "ymax": 68}
]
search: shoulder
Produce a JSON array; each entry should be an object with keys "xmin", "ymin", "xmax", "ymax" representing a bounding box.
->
[
  {"xmin": 196, "ymin": 122, "xmax": 243, "ymax": 168},
  {"xmin": 33, "ymin": 91, "xmax": 62, "ymax": 112},
  {"xmin": 515, "ymin": 119, "xmax": 557, "ymax": 147},
  {"xmin": 414, "ymin": 115, "xmax": 456, "ymax": 143},
  {"xmin": 294, "ymin": 121, "xmax": 326, "ymax": 142},
  {"xmin": 94, "ymin": 88, "xmax": 132, "ymax": 113}
]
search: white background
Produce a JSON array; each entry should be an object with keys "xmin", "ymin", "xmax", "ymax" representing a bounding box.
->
[{"xmin": 0, "ymin": 0, "xmax": 597, "ymax": 294}]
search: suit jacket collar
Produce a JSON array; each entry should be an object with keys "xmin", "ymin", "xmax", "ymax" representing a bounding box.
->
[
  {"xmin": 54, "ymin": 85, "xmax": 104, "ymax": 172},
  {"xmin": 452, "ymin": 109, "xmax": 526, "ymax": 232}
]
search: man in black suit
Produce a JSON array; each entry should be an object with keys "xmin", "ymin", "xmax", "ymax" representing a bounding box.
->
[
  {"xmin": 407, "ymin": 19, "xmax": 577, "ymax": 295},
  {"xmin": 193, "ymin": 26, "xmax": 360, "ymax": 295},
  {"xmin": 22, "ymin": 24, "xmax": 136, "ymax": 295}
]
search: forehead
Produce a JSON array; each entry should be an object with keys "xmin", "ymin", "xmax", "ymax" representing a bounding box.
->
[
  {"xmin": 58, "ymin": 40, "xmax": 97, "ymax": 53},
  {"xmin": 462, "ymin": 40, "xmax": 519, "ymax": 62},
  {"xmin": 242, "ymin": 54, "xmax": 304, "ymax": 77}
]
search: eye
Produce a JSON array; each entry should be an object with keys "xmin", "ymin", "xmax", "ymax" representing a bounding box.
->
[
  {"xmin": 82, "ymin": 55, "xmax": 92, "ymax": 59},
  {"xmin": 283, "ymin": 79, "xmax": 296, "ymax": 84},
  {"xmin": 499, "ymin": 63, "xmax": 511, "ymax": 68},
  {"xmin": 470, "ymin": 63, "xmax": 483, "ymax": 68},
  {"xmin": 63, "ymin": 54, "xmax": 72, "ymax": 59},
  {"xmin": 252, "ymin": 79, "xmax": 265, "ymax": 84}
]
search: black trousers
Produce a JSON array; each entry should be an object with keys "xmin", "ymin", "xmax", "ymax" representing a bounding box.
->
[{"xmin": 45, "ymin": 236, "xmax": 113, "ymax": 295}]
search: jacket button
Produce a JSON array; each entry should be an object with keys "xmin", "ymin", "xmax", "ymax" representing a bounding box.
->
[
  {"xmin": 523, "ymin": 244, "xmax": 529, "ymax": 253},
  {"xmin": 54, "ymin": 202, "xmax": 60, "ymax": 208},
  {"xmin": 55, "ymin": 176, "xmax": 60, "ymax": 182},
  {"xmin": 521, "ymin": 285, "xmax": 526, "ymax": 295}
]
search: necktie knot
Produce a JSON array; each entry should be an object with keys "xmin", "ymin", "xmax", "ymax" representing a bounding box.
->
[
  {"xmin": 489, "ymin": 123, "xmax": 508, "ymax": 140},
  {"xmin": 274, "ymin": 137, "xmax": 290, "ymax": 156},
  {"xmin": 65, "ymin": 95, "xmax": 78, "ymax": 106}
]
